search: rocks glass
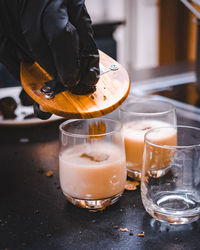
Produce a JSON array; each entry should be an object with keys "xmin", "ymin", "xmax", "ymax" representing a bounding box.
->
[
  {"xmin": 141, "ymin": 125, "xmax": 200, "ymax": 224},
  {"xmin": 119, "ymin": 100, "xmax": 177, "ymax": 180},
  {"xmin": 59, "ymin": 118, "xmax": 126, "ymax": 211}
]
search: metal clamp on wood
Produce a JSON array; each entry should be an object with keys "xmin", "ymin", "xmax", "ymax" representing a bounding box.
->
[
  {"xmin": 100, "ymin": 64, "xmax": 119, "ymax": 75},
  {"xmin": 41, "ymin": 86, "xmax": 55, "ymax": 100}
]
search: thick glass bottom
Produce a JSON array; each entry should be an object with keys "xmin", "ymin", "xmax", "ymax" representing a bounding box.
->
[
  {"xmin": 142, "ymin": 191, "xmax": 200, "ymax": 224},
  {"xmin": 127, "ymin": 169, "xmax": 141, "ymax": 180},
  {"xmin": 127, "ymin": 166, "xmax": 171, "ymax": 181},
  {"xmin": 64, "ymin": 192, "xmax": 123, "ymax": 211}
]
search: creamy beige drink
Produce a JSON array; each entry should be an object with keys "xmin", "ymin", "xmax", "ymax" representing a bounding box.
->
[
  {"xmin": 59, "ymin": 142, "xmax": 126, "ymax": 200},
  {"xmin": 123, "ymin": 120, "xmax": 177, "ymax": 174}
]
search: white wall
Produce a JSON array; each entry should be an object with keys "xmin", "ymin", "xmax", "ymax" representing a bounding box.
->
[
  {"xmin": 85, "ymin": 0, "xmax": 159, "ymax": 72},
  {"xmin": 133, "ymin": 0, "xmax": 159, "ymax": 69}
]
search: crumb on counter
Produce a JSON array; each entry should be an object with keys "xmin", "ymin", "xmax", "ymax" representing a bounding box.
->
[
  {"xmin": 125, "ymin": 180, "xmax": 140, "ymax": 191},
  {"xmin": 120, "ymin": 228, "xmax": 129, "ymax": 232},
  {"xmin": 46, "ymin": 170, "xmax": 54, "ymax": 177},
  {"xmin": 138, "ymin": 232, "xmax": 145, "ymax": 237}
]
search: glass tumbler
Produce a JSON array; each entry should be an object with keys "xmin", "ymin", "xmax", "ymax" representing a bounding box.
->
[
  {"xmin": 119, "ymin": 100, "xmax": 177, "ymax": 180},
  {"xmin": 141, "ymin": 125, "xmax": 200, "ymax": 224},
  {"xmin": 59, "ymin": 118, "xmax": 126, "ymax": 211}
]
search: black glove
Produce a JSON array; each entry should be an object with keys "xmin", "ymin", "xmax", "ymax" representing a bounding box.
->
[{"xmin": 0, "ymin": 0, "xmax": 100, "ymax": 94}]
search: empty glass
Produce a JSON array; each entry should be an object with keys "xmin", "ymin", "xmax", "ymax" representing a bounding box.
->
[
  {"xmin": 59, "ymin": 118, "xmax": 126, "ymax": 211},
  {"xmin": 141, "ymin": 125, "xmax": 200, "ymax": 224},
  {"xmin": 119, "ymin": 99, "xmax": 177, "ymax": 180}
]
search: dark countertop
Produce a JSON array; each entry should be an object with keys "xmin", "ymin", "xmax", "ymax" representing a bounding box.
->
[{"xmin": 0, "ymin": 114, "xmax": 200, "ymax": 250}]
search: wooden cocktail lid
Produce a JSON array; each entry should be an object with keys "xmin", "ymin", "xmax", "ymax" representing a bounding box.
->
[{"xmin": 20, "ymin": 50, "xmax": 130, "ymax": 118}]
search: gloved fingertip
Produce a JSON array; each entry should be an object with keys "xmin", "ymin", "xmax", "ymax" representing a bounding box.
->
[
  {"xmin": 69, "ymin": 84, "xmax": 96, "ymax": 95},
  {"xmin": 33, "ymin": 102, "xmax": 52, "ymax": 120}
]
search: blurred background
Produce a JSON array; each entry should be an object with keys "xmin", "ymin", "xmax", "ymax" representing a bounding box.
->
[
  {"xmin": 88, "ymin": 0, "xmax": 198, "ymax": 71},
  {"xmin": 1, "ymin": 0, "xmax": 200, "ymax": 108},
  {"xmin": 86, "ymin": 0, "xmax": 200, "ymax": 107}
]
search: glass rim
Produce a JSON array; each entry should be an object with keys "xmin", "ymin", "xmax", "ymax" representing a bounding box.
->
[
  {"xmin": 144, "ymin": 125, "xmax": 200, "ymax": 149},
  {"xmin": 119, "ymin": 100, "xmax": 175, "ymax": 116},
  {"xmin": 59, "ymin": 118, "xmax": 122, "ymax": 138}
]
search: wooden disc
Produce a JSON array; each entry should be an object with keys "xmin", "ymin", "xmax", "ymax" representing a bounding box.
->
[{"xmin": 20, "ymin": 50, "xmax": 130, "ymax": 118}]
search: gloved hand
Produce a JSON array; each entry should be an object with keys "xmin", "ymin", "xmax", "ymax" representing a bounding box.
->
[{"xmin": 0, "ymin": 0, "xmax": 100, "ymax": 119}]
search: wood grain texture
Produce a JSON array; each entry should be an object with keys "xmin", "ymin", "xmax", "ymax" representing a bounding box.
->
[{"xmin": 20, "ymin": 50, "xmax": 130, "ymax": 118}]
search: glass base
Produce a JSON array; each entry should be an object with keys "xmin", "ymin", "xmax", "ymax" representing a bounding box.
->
[
  {"xmin": 127, "ymin": 166, "xmax": 170, "ymax": 180},
  {"xmin": 127, "ymin": 169, "xmax": 141, "ymax": 181},
  {"xmin": 147, "ymin": 166, "xmax": 171, "ymax": 178},
  {"xmin": 142, "ymin": 191, "xmax": 200, "ymax": 225},
  {"xmin": 65, "ymin": 192, "xmax": 123, "ymax": 211},
  {"xmin": 148, "ymin": 210, "xmax": 200, "ymax": 225}
]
